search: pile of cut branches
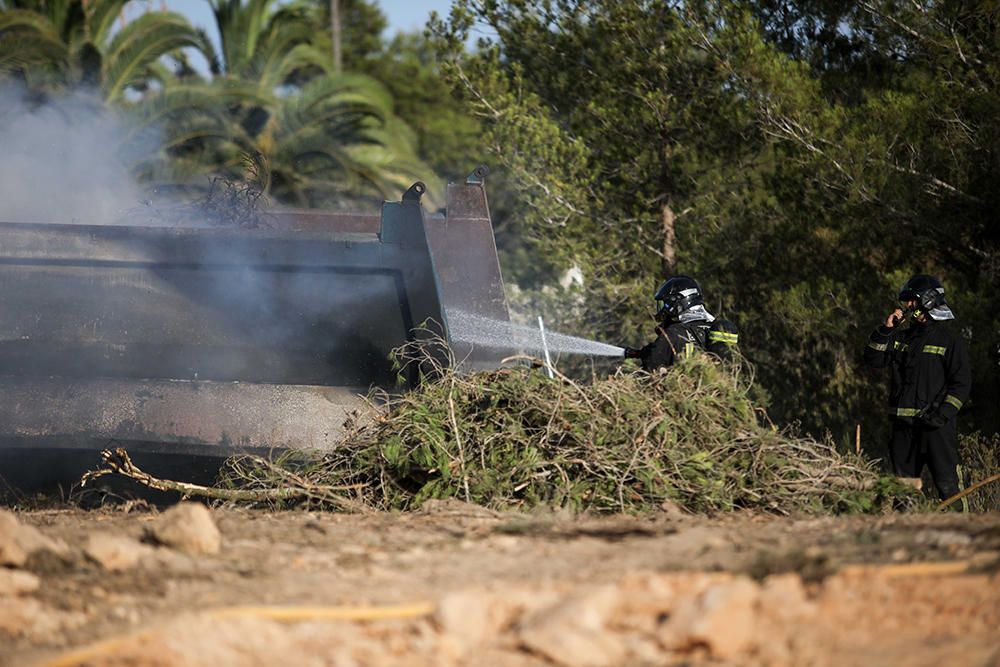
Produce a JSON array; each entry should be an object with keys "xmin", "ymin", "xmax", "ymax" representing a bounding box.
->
[
  {"xmin": 220, "ymin": 349, "xmax": 914, "ymax": 515},
  {"xmin": 957, "ymin": 432, "xmax": 1000, "ymax": 511}
]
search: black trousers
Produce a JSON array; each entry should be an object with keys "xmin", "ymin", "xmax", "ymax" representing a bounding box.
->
[{"xmin": 889, "ymin": 418, "xmax": 968, "ymax": 510}]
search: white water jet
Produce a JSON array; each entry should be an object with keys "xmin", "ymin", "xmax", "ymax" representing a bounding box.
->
[
  {"xmin": 447, "ymin": 309, "xmax": 624, "ymax": 358},
  {"xmin": 538, "ymin": 315, "xmax": 555, "ymax": 378}
]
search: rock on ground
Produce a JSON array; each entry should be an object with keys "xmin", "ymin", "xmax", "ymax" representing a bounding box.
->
[
  {"xmin": 519, "ymin": 585, "xmax": 625, "ymax": 667},
  {"xmin": 3, "ymin": 509, "xmax": 1000, "ymax": 667},
  {"xmin": 84, "ymin": 533, "xmax": 157, "ymax": 571},
  {"xmin": 146, "ymin": 502, "xmax": 221, "ymax": 555},
  {"xmin": 0, "ymin": 509, "xmax": 68, "ymax": 567},
  {"xmin": 0, "ymin": 597, "xmax": 87, "ymax": 641},
  {"xmin": 0, "ymin": 568, "xmax": 40, "ymax": 596},
  {"xmin": 435, "ymin": 587, "xmax": 561, "ymax": 658},
  {"xmin": 660, "ymin": 576, "xmax": 760, "ymax": 660}
]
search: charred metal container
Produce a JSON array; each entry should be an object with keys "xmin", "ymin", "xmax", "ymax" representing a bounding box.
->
[{"xmin": 0, "ymin": 168, "xmax": 508, "ymax": 494}]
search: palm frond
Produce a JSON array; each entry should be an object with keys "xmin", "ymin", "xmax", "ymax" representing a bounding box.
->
[
  {"xmin": 85, "ymin": 0, "xmax": 128, "ymax": 46},
  {"xmin": 250, "ymin": 37, "xmax": 329, "ymax": 90},
  {"xmin": 102, "ymin": 11, "xmax": 205, "ymax": 102},
  {"xmin": 0, "ymin": 28, "xmax": 67, "ymax": 74}
]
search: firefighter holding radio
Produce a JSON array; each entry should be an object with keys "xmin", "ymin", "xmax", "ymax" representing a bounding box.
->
[{"xmin": 862, "ymin": 274, "xmax": 971, "ymax": 510}]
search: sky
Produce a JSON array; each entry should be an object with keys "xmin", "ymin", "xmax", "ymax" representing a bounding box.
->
[
  {"xmin": 160, "ymin": 0, "xmax": 457, "ymax": 50},
  {"xmin": 145, "ymin": 0, "xmax": 469, "ymax": 73},
  {"xmin": 376, "ymin": 0, "xmax": 455, "ymax": 35}
]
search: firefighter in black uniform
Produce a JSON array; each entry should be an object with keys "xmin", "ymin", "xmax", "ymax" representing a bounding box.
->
[
  {"xmin": 624, "ymin": 276, "xmax": 739, "ymax": 371},
  {"xmin": 863, "ymin": 274, "xmax": 971, "ymax": 510}
]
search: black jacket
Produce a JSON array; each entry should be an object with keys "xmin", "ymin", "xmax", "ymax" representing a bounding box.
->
[
  {"xmin": 862, "ymin": 319, "xmax": 971, "ymax": 425},
  {"xmin": 639, "ymin": 318, "xmax": 739, "ymax": 371}
]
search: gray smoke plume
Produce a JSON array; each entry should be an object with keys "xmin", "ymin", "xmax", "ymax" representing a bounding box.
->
[
  {"xmin": 0, "ymin": 83, "xmax": 412, "ymax": 390},
  {"xmin": 0, "ymin": 86, "xmax": 151, "ymax": 225},
  {"xmin": 0, "ymin": 84, "xmax": 434, "ymax": 497}
]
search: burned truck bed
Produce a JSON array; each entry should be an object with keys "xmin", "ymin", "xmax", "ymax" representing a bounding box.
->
[{"xmin": 0, "ymin": 169, "xmax": 508, "ymax": 495}]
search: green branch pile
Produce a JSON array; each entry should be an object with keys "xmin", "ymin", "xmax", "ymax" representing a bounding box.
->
[{"xmin": 221, "ymin": 352, "xmax": 914, "ymax": 515}]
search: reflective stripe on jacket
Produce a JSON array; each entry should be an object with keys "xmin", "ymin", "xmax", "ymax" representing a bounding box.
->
[
  {"xmin": 639, "ymin": 318, "xmax": 739, "ymax": 371},
  {"xmin": 862, "ymin": 320, "xmax": 970, "ymax": 424}
]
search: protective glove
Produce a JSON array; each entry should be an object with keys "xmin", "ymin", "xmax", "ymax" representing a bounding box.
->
[
  {"xmin": 623, "ymin": 346, "xmax": 642, "ymax": 359},
  {"xmin": 920, "ymin": 410, "xmax": 950, "ymax": 428}
]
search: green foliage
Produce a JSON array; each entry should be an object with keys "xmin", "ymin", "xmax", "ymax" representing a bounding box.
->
[
  {"xmin": 429, "ymin": 0, "xmax": 1000, "ymax": 452},
  {"xmin": 0, "ymin": 0, "xmax": 207, "ymax": 100},
  {"xmin": 431, "ymin": 1, "xmax": 710, "ymax": 278},
  {"xmin": 137, "ymin": 73, "xmax": 435, "ymax": 207},
  {"xmin": 0, "ymin": 0, "xmax": 446, "ymax": 209},
  {"xmin": 207, "ymin": 0, "xmax": 329, "ymax": 87},
  {"xmin": 365, "ymin": 32, "xmax": 483, "ymax": 180},
  {"xmin": 307, "ymin": 0, "xmax": 386, "ymax": 71},
  {"xmin": 3, "ymin": 0, "xmax": 999, "ymax": 460},
  {"xmin": 224, "ymin": 353, "xmax": 918, "ymax": 515}
]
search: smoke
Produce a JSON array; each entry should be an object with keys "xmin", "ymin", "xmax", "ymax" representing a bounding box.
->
[
  {"xmin": 0, "ymin": 86, "xmax": 152, "ymax": 225},
  {"xmin": 0, "ymin": 83, "xmax": 455, "ymax": 495},
  {"xmin": 0, "ymin": 85, "xmax": 420, "ymax": 390}
]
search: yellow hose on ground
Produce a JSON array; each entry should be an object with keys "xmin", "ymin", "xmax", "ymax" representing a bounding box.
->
[
  {"xmin": 35, "ymin": 602, "xmax": 436, "ymax": 667},
  {"xmin": 838, "ymin": 561, "xmax": 971, "ymax": 578},
  {"xmin": 210, "ymin": 602, "xmax": 436, "ymax": 622}
]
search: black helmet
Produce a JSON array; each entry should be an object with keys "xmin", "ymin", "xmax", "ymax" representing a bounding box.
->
[
  {"xmin": 655, "ymin": 275, "xmax": 703, "ymax": 321},
  {"xmin": 898, "ymin": 274, "xmax": 947, "ymax": 312}
]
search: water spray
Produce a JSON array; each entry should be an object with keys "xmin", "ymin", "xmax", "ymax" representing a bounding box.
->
[
  {"xmin": 537, "ymin": 316, "xmax": 555, "ymax": 378},
  {"xmin": 446, "ymin": 309, "xmax": 625, "ymax": 358}
]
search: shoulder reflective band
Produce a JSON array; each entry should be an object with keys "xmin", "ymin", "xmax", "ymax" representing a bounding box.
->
[
  {"xmin": 893, "ymin": 341, "xmax": 909, "ymax": 351},
  {"xmin": 867, "ymin": 341, "xmax": 888, "ymax": 351},
  {"xmin": 708, "ymin": 332, "xmax": 739, "ymax": 344},
  {"xmin": 944, "ymin": 395, "xmax": 963, "ymax": 410},
  {"xmin": 894, "ymin": 407, "xmax": 921, "ymax": 417},
  {"xmin": 923, "ymin": 345, "xmax": 947, "ymax": 355}
]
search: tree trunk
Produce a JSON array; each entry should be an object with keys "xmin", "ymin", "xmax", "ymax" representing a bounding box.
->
[
  {"xmin": 661, "ymin": 199, "xmax": 676, "ymax": 275},
  {"xmin": 331, "ymin": 0, "xmax": 342, "ymax": 73}
]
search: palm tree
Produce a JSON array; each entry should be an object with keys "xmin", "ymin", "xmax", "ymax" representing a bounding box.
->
[
  {"xmin": 249, "ymin": 74, "xmax": 435, "ymax": 205},
  {"xmin": 0, "ymin": 0, "xmax": 438, "ymax": 206},
  {"xmin": 140, "ymin": 74, "xmax": 438, "ymax": 207},
  {"xmin": 208, "ymin": 0, "xmax": 329, "ymax": 90},
  {"xmin": 139, "ymin": 0, "xmax": 437, "ymax": 207},
  {"xmin": 0, "ymin": 0, "xmax": 212, "ymax": 102}
]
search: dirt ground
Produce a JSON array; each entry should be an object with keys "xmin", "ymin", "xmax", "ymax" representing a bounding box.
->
[{"xmin": 2, "ymin": 503, "xmax": 1000, "ymax": 667}]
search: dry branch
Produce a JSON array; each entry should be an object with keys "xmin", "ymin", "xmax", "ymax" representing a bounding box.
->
[{"xmin": 81, "ymin": 447, "xmax": 368, "ymax": 512}]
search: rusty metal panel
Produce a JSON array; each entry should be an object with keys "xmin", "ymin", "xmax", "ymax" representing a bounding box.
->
[{"xmin": 267, "ymin": 209, "xmax": 380, "ymax": 234}]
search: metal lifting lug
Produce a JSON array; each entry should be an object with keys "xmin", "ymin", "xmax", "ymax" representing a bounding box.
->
[
  {"xmin": 402, "ymin": 181, "xmax": 426, "ymax": 204},
  {"xmin": 466, "ymin": 164, "xmax": 489, "ymax": 185}
]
